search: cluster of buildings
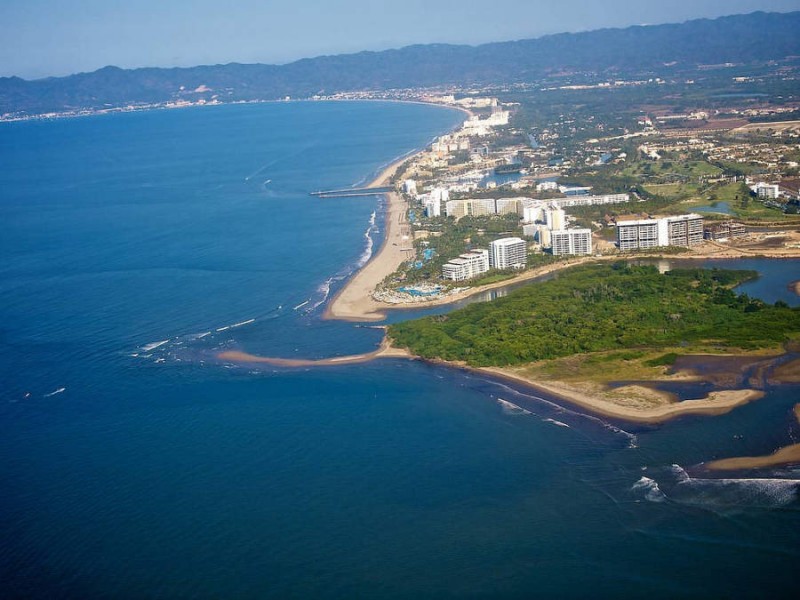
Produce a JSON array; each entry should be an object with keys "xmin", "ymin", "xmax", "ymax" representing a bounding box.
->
[
  {"xmin": 750, "ymin": 179, "xmax": 800, "ymax": 212},
  {"xmin": 438, "ymin": 194, "xmax": 629, "ymax": 221},
  {"xmin": 461, "ymin": 108, "xmax": 511, "ymax": 136},
  {"xmin": 616, "ymin": 214, "xmax": 704, "ymax": 251},
  {"xmin": 441, "ymin": 237, "xmax": 527, "ymax": 281},
  {"xmin": 752, "ymin": 180, "xmax": 800, "ymax": 202},
  {"xmin": 549, "ymin": 193, "xmax": 630, "ymax": 208},
  {"xmin": 519, "ymin": 205, "xmax": 593, "ymax": 256}
]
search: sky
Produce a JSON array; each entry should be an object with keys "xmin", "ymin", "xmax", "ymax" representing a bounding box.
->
[{"xmin": 1, "ymin": 0, "xmax": 799, "ymax": 79}]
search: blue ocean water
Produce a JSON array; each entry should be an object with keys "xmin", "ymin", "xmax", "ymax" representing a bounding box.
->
[{"xmin": 1, "ymin": 102, "xmax": 799, "ymax": 598}]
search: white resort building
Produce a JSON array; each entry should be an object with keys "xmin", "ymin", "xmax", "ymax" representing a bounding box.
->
[
  {"xmin": 551, "ymin": 229, "xmax": 593, "ymax": 256},
  {"xmin": 489, "ymin": 237, "xmax": 527, "ymax": 269},
  {"xmin": 616, "ymin": 214, "xmax": 704, "ymax": 251},
  {"xmin": 441, "ymin": 249, "xmax": 490, "ymax": 282},
  {"xmin": 445, "ymin": 198, "xmax": 497, "ymax": 219}
]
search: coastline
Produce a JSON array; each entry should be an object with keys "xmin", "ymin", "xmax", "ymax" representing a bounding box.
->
[
  {"xmin": 212, "ymin": 99, "xmax": 797, "ymax": 441},
  {"xmin": 475, "ymin": 366, "xmax": 765, "ymax": 424},
  {"xmin": 322, "ymin": 169, "xmax": 415, "ymax": 321},
  {"xmin": 326, "ymin": 245, "xmax": 800, "ymax": 323},
  {"xmin": 322, "ymin": 103, "xmax": 474, "ymax": 321},
  {"xmin": 0, "ymin": 95, "xmax": 473, "ymax": 125},
  {"xmin": 218, "ymin": 337, "xmax": 769, "ymax": 425}
]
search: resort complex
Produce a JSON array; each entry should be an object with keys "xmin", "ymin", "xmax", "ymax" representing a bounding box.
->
[{"xmin": 353, "ymin": 78, "xmax": 800, "ymax": 306}]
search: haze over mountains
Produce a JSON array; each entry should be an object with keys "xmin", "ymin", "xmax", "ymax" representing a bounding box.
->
[{"xmin": 1, "ymin": 11, "xmax": 799, "ymax": 117}]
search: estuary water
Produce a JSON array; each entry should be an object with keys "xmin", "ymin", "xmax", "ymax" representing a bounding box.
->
[{"xmin": 1, "ymin": 102, "xmax": 798, "ymax": 598}]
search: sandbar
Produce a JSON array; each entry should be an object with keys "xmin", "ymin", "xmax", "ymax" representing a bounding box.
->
[
  {"xmin": 706, "ymin": 444, "xmax": 800, "ymax": 471},
  {"xmin": 706, "ymin": 403, "xmax": 800, "ymax": 470},
  {"xmin": 476, "ymin": 366, "xmax": 764, "ymax": 424},
  {"xmin": 219, "ymin": 336, "xmax": 767, "ymax": 424},
  {"xmin": 218, "ymin": 335, "xmax": 412, "ymax": 367}
]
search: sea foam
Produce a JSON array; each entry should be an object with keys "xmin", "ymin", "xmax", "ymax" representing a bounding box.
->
[{"xmin": 632, "ymin": 476, "xmax": 667, "ymax": 503}]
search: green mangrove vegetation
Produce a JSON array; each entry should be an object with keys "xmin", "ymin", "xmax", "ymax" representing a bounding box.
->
[{"xmin": 388, "ymin": 263, "xmax": 800, "ymax": 367}]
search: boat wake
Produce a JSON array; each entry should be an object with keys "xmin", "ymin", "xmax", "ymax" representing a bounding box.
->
[{"xmin": 141, "ymin": 339, "xmax": 170, "ymax": 352}]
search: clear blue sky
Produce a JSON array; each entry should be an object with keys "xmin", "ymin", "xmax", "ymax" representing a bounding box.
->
[{"xmin": 2, "ymin": 0, "xmax": 798, "ymax": 79}]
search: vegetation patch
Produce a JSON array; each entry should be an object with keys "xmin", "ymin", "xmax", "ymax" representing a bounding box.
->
[
  {"xmin": 645, "ymin": 352, "xmax": 680, "ymax": 367},
  {"xmin": 388, "ymin": 263, "xmax": 799, "ymax": 367}
]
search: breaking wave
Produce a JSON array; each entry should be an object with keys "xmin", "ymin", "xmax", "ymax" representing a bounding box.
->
[
  {"xmin": 478, "ymin": 378, "xmax": 638, "ymax": 447},
  {"xmin": 632, "ymin": 476, "xmax": 667, "ymax": 503},
  {"xmin": 497, "ymin": 397, "xmax": 532, "ymax": 416},
  {"xmin": 633, "ymin": 464, "xmax": 800, "ymax": 511},
  {"xmin": 356, "ymin": 211, "xmax": 377, "ymax": 269},
  {"xmin": 308, "ymin": 208, "xmax": 381, "ymax": 313},
  {"xmin": 141, "ymin": 339, "xmax": 170, "ymax": 352}
]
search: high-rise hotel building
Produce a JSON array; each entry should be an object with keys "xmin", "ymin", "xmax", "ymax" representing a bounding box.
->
[
  {"xmin": 489, "ymin": 237, "xmax": 527, "ymax": 269},
  {"xmin": 617, "ymin": 214, "xmax": 703, "ymax": 251},
  {"xmin": 441, "ymin": 249, "xmax": 490, "ymax": 282},
  {"xmin": 551, "ymin": 229, "xmax": 592, "ymax": 256}
]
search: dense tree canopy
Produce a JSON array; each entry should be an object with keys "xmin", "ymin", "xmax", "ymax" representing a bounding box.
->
[{"xmin": 388, "ymin": 264, "xmax": 800, "ymax": 366}]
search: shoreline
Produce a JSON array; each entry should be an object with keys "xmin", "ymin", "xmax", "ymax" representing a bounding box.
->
[
  {"xmin": 323, "ymin": 103, "xmax": 473, "ymax": 322},
  {"xmin": 217, "ymin": 337, "xmax": 771, "ymax": 425},
  {"xmin": 474, "ymin": 366, "xmax": 765, "ymax": 424},
  {"xmin": 0, "ymin": 95, "xmax": 473, "ymax": 125},
  {"xmin": 326, "ymin": 249, "xmax": 800, "ymax": 322}
]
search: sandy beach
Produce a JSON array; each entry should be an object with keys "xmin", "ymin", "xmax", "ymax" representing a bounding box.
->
[
  {"xmin": 324, "ymin": 189, "xmax": 413, "ymax": 321},
  {"xmin": 477, "ymin": 366, "xmax": 765, "ymax": 424},
  {"xmin": 322, "ymin": 144, "xmax": 426, "ymax": 321}
]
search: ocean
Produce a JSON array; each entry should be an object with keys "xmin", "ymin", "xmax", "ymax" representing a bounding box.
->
[{"xmin": 1, "ymin": 101, "xmax": 798, "ymax": 598}]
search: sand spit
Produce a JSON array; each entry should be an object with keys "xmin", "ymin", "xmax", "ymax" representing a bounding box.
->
[
  {"xmin": 706, "ymin": 403, "xmax": 800, "ymax": 471},
  {"xmin": 706, "ymin": 444, "xmax": 800, "ymax": 471},
  {"xmin": 477, "ymin": 366, "xmax": 765, "ymax": 424},
  {"xmin": 218, "ymin": 336, "xmax": 411, "ymax": 367},
  {"xmin": 220, "ymin": 333, "xmax": 768, "ymax": 424}
]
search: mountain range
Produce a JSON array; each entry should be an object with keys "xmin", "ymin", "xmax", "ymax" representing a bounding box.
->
[{"xmin": 2, "ymin": 11, "xmax": 799, "ymax": 117}]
